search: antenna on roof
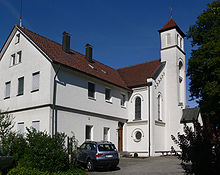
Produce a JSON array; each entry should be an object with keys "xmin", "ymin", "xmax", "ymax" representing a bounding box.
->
[
  {"xmin": 19, "ymin": 0, "xmax": 23, "ymax": 27},
  {"xmin": 170, "ymin": 7, "xmax": 173, "ymax": 18}
]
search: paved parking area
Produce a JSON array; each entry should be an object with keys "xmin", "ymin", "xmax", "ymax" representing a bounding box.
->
[{"xmin": 88, "ymin": 156, "xmax": 184, "ymax": 175}]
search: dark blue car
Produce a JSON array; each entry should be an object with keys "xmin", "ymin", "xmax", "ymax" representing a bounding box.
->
[{"xmin": 76, "ymin": 141, "xmax": 119, "ymax": 171}]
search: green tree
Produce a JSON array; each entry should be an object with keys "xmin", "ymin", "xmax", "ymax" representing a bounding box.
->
[
  {"xmin": 187, "ymin": 0, "xmax": 220, "ymax": 126},
  {"xmin": 0, "ymin": 111, "xmax": 14, "ymax": 141}
]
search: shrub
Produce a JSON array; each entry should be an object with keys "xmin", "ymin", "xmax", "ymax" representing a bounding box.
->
[
  {"xmin": 134, "ymin": 152, "xmax": 138, "ymax": 158},
  {"xmin": 1, "ymin": 132, "xmax": 27, "ymax": 161},
  {"xmin": 171, "ymin": 121, "xmax": 220, "ymax": 175},
  {"xmin": 19, "ymin": 128, "xmax": 69, "ymax": 172},
  {"xmin": 8, "ymin": 166, "xmax": 86, "ymax": 175},
  {"xmin": 0, "ymin": 111, "xmax": 83, "ymax": 173}
]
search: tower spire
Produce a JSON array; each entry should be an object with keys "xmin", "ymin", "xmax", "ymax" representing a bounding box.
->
[
  {"xmin": 170, "ymin": 8, "xmax": 173, "ymax": 18},
  {"xmin": 19, "ymin": 0, "xmax": 23, "ymax": 27}
]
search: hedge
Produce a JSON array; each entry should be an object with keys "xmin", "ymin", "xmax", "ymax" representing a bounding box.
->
[{"xmin": 8, "ymin": 166, "xmax": 86, "ymax": 175}]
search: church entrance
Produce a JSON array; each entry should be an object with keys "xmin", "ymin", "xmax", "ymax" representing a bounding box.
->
[{"xmin": 118, "ymin": 122, "xmax": 124, "ymax": 152}]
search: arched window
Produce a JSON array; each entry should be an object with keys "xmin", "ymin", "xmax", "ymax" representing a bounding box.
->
[
  {"xmin": 178, "ymin": 60, "xmax": 184, "ymax": 105},
  {"xmin": 135, "ymin": 97, "xmax": 141, "ymax": 120},
  {"xmin": 158, "ymin": 94, "xmax": 162, "ymax": 121},
  {"xmin": 179, "ymin": 61, "xmax": 183, "ymax": 70}
]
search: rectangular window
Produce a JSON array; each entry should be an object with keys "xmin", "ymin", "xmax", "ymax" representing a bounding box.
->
[
  {"xmin": 166, "ymin": 33, "xmax": 171, "ymax": 45},
  {"xmin": 105, "ymin": 88, "xmax": 111, "ymax": 101},
  {"xmin": 18, "ymin": 77, "xmax": 24, "ymax": 96},
  {"xmin": 121, "ymin": 94, "xmax": 126, "ymax": 107},
  {"xmin": 158, "ymin": 95, "xmax": 162, "ymax": 121},
  {"xmin": 18, "ymin": 122, "xmax": 24, "ymax": 134},
  {"xmin": 32, "ymin": 72, "xmax": 40, "ymax": 92},
  {"xmin": 15, "ymin": 33, "xmax": 20, "ymax": 44},
  {"xmin": 86, "ymin": 125, "xmax": 93, "ymax": 140},
  {"xmin": 11, "ymin": 54, "xmax": 16, "ymax": 66},
  {"xmin": 103, "ymin": 127, "xmax": 110, "ymax": 141},
  {"xmin": 88, "ymin": 82, "xmax": 95, "ymax": 98},
  {"xmin": 32, "ymin": 121, "xmax": 40, "ymax": 132},
  {"xmin": 177, "ymin": 34, "xmax": 179, "ymax": 46},
  {"xmin": 5, "ymin": 81, "xmax": 11, "ymax": 99},
  {"xmin": 17, "ymin": 51, "xmax": 22, "ymax": 63},
  {"xmin": 180, "ymin": 38, "xmax": 182, "ymax": 48}
]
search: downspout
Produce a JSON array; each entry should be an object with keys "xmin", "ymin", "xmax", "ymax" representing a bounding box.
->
[
  {"xmin": 147, "ymin": 78, "xmax": 153, "ymax": 157},
  {"xmin": 52, "ymin": 64, "xmax": 61, "ymax": 136}
]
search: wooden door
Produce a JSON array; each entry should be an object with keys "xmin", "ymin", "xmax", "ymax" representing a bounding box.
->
[{"xmin": 118, "ymin": 128, "xmax": 123, "ymax": 152}]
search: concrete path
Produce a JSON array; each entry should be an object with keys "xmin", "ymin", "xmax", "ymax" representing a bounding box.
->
[{"xmin": 88, "ymin": 156, "xmax": 185, "ymax": 175}]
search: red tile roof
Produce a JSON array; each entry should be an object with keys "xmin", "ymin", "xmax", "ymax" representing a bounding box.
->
[
  {"xmin": 159, "ymin": 17, "xmax": 177, "ymax": 31},
  {"xmin": 16, "ymin": 25, "xmax": 129, "ymax": 89},
  {"xmin": 158, "ymin": 18, "xmax": 185, "ymax": 37},
  {"xmin": 15, "ymin": 25, "xmax": 161, "ymax": 89},
  {"xmin": 117, "ymin": 59, "xmax": 161, "ymax": 88}
]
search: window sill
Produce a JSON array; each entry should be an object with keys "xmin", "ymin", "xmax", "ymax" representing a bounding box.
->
[
  {"xmin": 4, "ymin": 97, "xmax": 10, "ymax": 100},
  {"xmin": 31, "ymin": 89, "xmax": 39, "ymax": 93},
  {"xmin": 155, "ymin": 120, "xmax": 165, "ymax": 127},
  {"xmin": 105, "ymin": 100, "xmax": 112, "ymax": 104},
  {"xmin": 17, "ymin": 93, "xmax": 23, "ymax": 96},
  {"xmin": 88, "ymin": 96, "xmax": 96, "ymax": 101},
  {"xmin": 127, "ymin": 120, "xmax": 148, "ymax": 126},
  {"xmin": 133, "ymin": 119, "xmax": 142, "ymax": 121},
  {"xmin": 9, "ymin": 62, "xmax": 22, "ymax": 68}
]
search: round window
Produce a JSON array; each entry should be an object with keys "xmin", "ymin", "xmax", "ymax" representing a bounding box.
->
[{"xmin": 135, "ymin": 131, "xmax": 142, "ymax": 141}]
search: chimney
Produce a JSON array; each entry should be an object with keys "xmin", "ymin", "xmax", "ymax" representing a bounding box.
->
[
  {"xmin": 62, "ymin": 32, "xmax": 70, "ymax": 53},
  {"xmin": 85, "ymin": 44, "xmax": 93, "ymax": 62}
]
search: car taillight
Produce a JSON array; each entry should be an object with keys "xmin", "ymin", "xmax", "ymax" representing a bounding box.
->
[
  {"xmin": 114, "ymin": 153, "xmax": 118, "ymax": 157},
  {"xmin": 96, "ymin": 153, "xmax": 104, "ymax": 158}
]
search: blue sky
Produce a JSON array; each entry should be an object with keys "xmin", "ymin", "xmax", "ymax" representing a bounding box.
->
[{"xmin": 0, "ymin": 0, "xmax": 212, "ymax": 107}]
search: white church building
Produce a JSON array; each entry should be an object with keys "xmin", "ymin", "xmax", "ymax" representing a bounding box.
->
[{"xmin": 0, "ymin": 18, "xmax": 186, "ymax": 156}]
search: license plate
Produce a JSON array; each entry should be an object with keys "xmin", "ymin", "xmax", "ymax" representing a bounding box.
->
[{"xmin": 106, "ymin": 155, "xmax": 113, "ymax": 158}]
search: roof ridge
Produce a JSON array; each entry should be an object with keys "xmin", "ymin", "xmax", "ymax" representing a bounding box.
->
[
  {"xmin": 16, "ymin": 25, "xmax": 129, "ymax": 89},
  {"xmin": 17, "ymin": 25, "xmax": 65, "ymax": 48},
  {"xmin": 17, "ymin": 26, "xmax": 90, "ymax": 58},
  {"xmin": 117, "ymin": 59, "xmax": 160, "ymax": 70},
  {"xmin": 16, "ymin": 25, "xmax": 121, "ymax": 72}
]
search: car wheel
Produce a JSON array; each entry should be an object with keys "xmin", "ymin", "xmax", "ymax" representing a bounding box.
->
[
  {"xmin": 111, "ymin": 165, "xmax": 117, "ymax": 170},
  {"xmin": 86, "ymin": 159, "xmax": 94, "ymax": 172}
]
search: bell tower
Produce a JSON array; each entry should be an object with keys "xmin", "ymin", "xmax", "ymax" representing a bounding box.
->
[
  {"xmin": 158, "ymin": 17, "xmax": 187, "ymax": 150},
  {"xmin": 159, "ymin": 17, "xmax": 185, "ymax": 53},
  {"xmin": 158, "ymin": 17, "xmax": 186, "ymax": 107}
]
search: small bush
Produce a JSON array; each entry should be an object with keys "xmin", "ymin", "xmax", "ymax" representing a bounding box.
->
[
  {"xmin": 8, "ymin": 166, "xmax": 86, "ymax": 175},
  {"xmin": 19, "ymin": 128, "xmax": 69, "ymax": 172},
  {"xmin": 134, "ymin": 152, "xmax": 138, "ymax": 158},
  {"xmin": 1, "ymin": 133, "xmax": 27, "ymax": 161}
]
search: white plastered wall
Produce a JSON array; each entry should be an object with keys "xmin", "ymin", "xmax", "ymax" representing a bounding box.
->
[
  {"xmin": 56, "ymin": 109, "xmax": 119, "ymax": 148},
  {"xmin": 151, "ymin": 70, "xmax": 166, "ymax": 156},
  {"xmin": 54, "ymin": 67, "xmax": 128, "ymax": 120},
  {"xmin": 0, "ymin": 29, "xmax": 53, "ymax": 133},
  {"xmin": 11, "ymin": 107, "xmax": 51, "ymax": 133},
  {"xmin": 125, "ymin": 87, "xmax": 149, "ymax": 156}
]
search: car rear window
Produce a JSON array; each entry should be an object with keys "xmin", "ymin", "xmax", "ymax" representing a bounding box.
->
[{"xmin": 98, "ymin": 144, "xmax": 116, "ymax": 151}]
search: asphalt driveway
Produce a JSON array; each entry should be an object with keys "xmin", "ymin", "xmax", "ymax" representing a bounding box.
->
[{"xmin": 88, "ymin": 156, "xmax": 185, "ymax": 175}]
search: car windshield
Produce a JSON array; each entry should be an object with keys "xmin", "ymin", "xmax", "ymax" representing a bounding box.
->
[{"xmin": 98, "ymin": 144, "xmax": 116, "ymax": 151}]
